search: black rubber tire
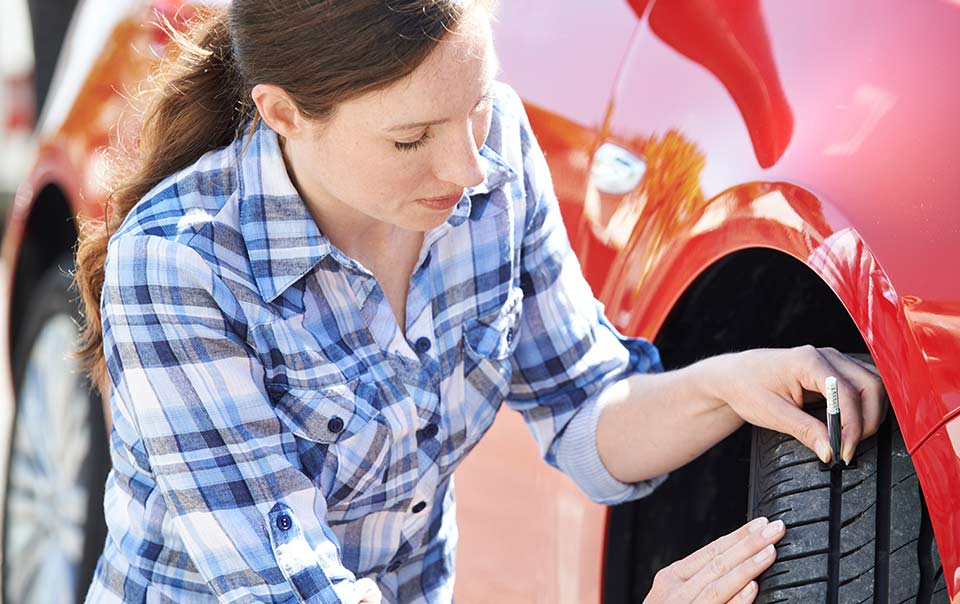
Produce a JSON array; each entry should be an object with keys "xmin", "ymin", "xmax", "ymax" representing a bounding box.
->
[
  {"xmin": 749, "ymin": 408, "xmax": 949, "ymax": 603},
  {"xmin": 2, "ymin": 255, "xmax": 110, "ymax": 604}
]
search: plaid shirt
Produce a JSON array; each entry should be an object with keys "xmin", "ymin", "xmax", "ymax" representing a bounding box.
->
[{"xmin": 85, "ymin": 82, "xmax": 665, "ymax": 604}]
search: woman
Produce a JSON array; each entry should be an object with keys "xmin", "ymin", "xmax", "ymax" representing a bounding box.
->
[{"xmin": 74, "ymin": 1, "xmax": 886, "ymax": 602}]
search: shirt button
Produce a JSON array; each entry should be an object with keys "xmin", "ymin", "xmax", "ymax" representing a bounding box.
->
[
  {"xmin": 420, "ymin": 423, "xmax": 439, "ymax": 440},
  {"xmin": 506, "ymin": 327, "xmax": 514, "ymax": 343},
  {"xmin": 412, "ymin": 501, "xmax": 427, "ymax": 514},
  {"xmin": 327, "ymin": 416, "xmax": 345, "ymax": 434},
  {"xmin": 276, "ymin": 513, "xmax": 293, "ymax": 532},
  {"xmin": 414, "ymin": 337, "xmax": 432, "ymax": 353}
]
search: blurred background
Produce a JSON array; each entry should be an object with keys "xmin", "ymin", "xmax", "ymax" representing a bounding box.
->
[
  {"xmin": 0, "ymin": 0, "xmax": 34, "ymax": 227},
  {"xmin": 1, "ymin": 0, "xmax": 78, "ymax": 234}
]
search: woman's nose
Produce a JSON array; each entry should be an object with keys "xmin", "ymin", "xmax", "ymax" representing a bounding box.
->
[{"xmin": 433, "ymin": 125, "xmax": 485, "ymax": 189}]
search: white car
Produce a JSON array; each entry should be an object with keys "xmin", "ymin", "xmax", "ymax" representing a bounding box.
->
[{"xmin": 0, "ymin": 0, "xmax": 35, "ymax": 201}]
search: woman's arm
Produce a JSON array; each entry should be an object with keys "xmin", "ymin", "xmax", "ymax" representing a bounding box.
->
[{"xmin": 596, "ymin": 346, "xmax": 887, "ymax": 483}]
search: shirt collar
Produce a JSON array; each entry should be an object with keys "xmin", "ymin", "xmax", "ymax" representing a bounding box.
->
[
  {"xmin": 441, "ymin": 144, "xmax": 517, "ymax": 230},
  {"xmin": 237, "ymin": 118, "xmax": 517, "ymax": 303}
]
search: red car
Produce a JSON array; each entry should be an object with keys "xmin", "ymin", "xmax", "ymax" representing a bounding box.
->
[{"xmin": 1, "ymin": 1, "xmax": 958, "ymax": 603}]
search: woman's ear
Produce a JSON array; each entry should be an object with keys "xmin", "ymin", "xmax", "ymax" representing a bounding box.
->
[{"xmin": 252, "ymin": 84, "xmax": 305, "ymax": 139}]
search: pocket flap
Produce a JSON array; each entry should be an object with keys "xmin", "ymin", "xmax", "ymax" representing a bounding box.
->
[
  {"xmin": 464, "ymin": 287, "xmax": 524, "ymax": 360},
  {"xmin": 268, "ymin": 379, "xmax": 380, "ymax": 444}
]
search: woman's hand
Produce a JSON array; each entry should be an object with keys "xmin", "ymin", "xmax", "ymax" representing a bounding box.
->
[
  {"xmin": 705, "ymin": 346, "xmax": 888, "ymax": 465},
  {"xmin": 645, "ymin": 516, "xmax": 785, "ymax": 603}
]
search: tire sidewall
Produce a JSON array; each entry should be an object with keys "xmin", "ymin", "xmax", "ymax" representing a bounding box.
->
[{"xmin": 2, "ymin": 255, "xmax": 109, "ymax": 604}]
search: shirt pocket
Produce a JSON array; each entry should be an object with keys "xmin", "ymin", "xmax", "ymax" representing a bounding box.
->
[
  {"xmin": 268, "ymin": 380, "xmax": 393, "ymax": 511},
  {"xmin": 463, "ymin": 286, "xmax": 524, "ymax": 362},
  {"xmin": 270, "ymin": 380, "xmax": 380, "ymax": 443},
  {"xmin": 461, "ymin": 286, "xmax": 524, "ymax": 442}
]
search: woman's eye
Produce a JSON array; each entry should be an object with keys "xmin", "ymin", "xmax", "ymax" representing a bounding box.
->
[
  {"xmin": 475, "ymin": 93, "xmax": 494, "ymax": 111},
  {"xmin": 395, "ymin": 132, "xmax": 432, "ymax": 152}
]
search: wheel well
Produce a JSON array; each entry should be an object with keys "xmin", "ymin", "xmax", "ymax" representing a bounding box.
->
[
  {"xmin": 603, "ymin": 248, "xmax": 868, "ymax": 603},
  {"xmin": 9, "ymin": 184, "xmax": 78, "ymax": 364}
]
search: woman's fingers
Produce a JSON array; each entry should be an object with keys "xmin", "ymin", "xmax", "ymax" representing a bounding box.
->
[
  {"xmin": 672, "ymin": 517, "xmax": 769, "ymax": 579},
  {"xmin": 758, "ymin": 391, "xmax": 833, "ymax": 463},
  {"xmin": 799, "ymin": 347, "xmax": 887, "ymax": 463},
  {"xmin": 692, "ymin": 543, "xmax": 776, "ymax": 604},
  {"xmin": 688, "ymin": 520, "xmax": 783, "ymax": 603},
  {"xmin": 725, "ymin": 581, "xmax": 758, "ymax": 604},
  {"xmin": 794, "ymin": 347, "xmax": 863, "ymax": 463},
  {"xmin": 819, "ymin": 348, "xmax": 888, "ymax": 444},
  {"xmin": 645, "ymin": 518, "xmax": 784, "ymax": 603},
  {"xmin": 694, "ymin": 545, "xmax": 777, "ymax": 604}
]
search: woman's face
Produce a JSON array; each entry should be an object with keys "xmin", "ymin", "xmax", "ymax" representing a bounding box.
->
[{"xmin": 272, "ymin": 5, "xmax": 499, "ymax": 235}]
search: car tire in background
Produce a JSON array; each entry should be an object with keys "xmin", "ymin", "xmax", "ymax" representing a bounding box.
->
[
  {"xmin": 750, "ymin": 404, "xmax": 949, "ymax": 603},
  {"xmin": 2, "ymin": 253, "xmax": 109, "ymax": 604}
]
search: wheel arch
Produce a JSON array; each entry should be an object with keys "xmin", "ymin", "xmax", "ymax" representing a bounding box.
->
[
  {"xmin": 600, "ymin": 242, "xmax": 952, "ymax": 602},
  {"xmin": 602, "ymin": 246, "xmax": 869, "ymax": 602},
  {"xmin": 594, "ymin": 180, "xmax": 941, "ymax": 450},
  {"xmin": 8, "ymin": 182, "xmax": 79, "ymax": 380}
]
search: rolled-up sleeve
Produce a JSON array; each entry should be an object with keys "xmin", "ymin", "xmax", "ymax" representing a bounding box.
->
[
  {"xmin": 101, "ymin": 234, "xmax": 376, "ymax": 603},
  {"xmin": 504, "ymin": 91, "xmax": 668, "ymax": 505}
]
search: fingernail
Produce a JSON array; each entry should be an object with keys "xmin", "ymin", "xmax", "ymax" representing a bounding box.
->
[
  {"xmin": 842, "ymin": 444, "xmax": 856, "ymax": 465},
  {"xmin": 738, "ymin": 581, "xmax": 757, "ymax": 600},
  {"xmin": 762, "ymin": 519, "xmax": 784, "ymax": 538},
  {"xmin": 749, "ymin": 517, "xmax": 769, "ymax": 533},
  {"xmin": 753, "ymin": 544, "xmax": 775, "ymax": 563},
  {"xmin": 817, "ymin": 441, "xmax": 832, "ymax": 464}
]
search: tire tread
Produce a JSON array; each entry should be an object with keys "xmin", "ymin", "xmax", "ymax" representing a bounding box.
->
[{"xmin": 750, "ymin": 410, "xmax": 947, "ymax": 604}]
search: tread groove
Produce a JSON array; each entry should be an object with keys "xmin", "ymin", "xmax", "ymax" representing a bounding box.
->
[
  {"xmin": 827, "ymin": 465, "xmax": 841, "ymax": 604},
  {"xmin": 759, "ymin": 475, "xmax": 796, "ymax": 500},
  {"xmin": 774, "ymin": 514, "xmax": 831, "ymax": 529},
  {"xmin": 842, "ymin": 538, "xmax": 876, "ymax": 559},
  {"xmin": 917, "ymin": 498, "xmax": 935, "ymax": 604},
  {"xmin": 759, "ymin": 484, "xmax": 831, "ymax": 506},
  {"xmin": 760, "ymin": 578, "xmax": 828, "ymax": 592},
  {"xmin": 842, "ymin": 503, "xmax": 877, "ymax": 528},
  {"xmin": 760, "ymin": 456, "xmax": 819, "ymax": 474},
  {"xmin": 761, "ymin": 449, "xmax": 799, "ymax": 471},
  {"xmin": 874, "ymin": 417, "xmax": 891, "ymax": 604},
  {"xmin": 842, "ymin": 470, "xmax": 878, "ymax": 492},
  {"xmin": 888, "ymin": 538, "xmax": 920, "ymax": 558},
  {"xmin": 775, "ymin": 548, "xmax": 831, "ymax": 563}
]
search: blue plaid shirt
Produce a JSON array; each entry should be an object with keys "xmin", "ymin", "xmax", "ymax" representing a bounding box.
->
[{"xmin": 85, "ymin": 82, "xmax": 665, "ymax": 604}]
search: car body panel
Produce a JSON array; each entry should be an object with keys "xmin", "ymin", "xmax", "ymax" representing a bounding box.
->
[{"xmin": 593, "ymin": 0, "xmax": 960, "ymax": 444}]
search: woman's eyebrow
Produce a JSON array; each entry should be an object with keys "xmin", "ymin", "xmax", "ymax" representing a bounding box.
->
[{"xmin": 386, "ymin": 85, "xmax": 495, "ymax": 133}]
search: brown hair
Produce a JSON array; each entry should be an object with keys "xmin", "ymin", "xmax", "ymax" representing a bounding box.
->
[{"xmin": 74, "ymin": 0, "xmax": 487, "ymax": 391}]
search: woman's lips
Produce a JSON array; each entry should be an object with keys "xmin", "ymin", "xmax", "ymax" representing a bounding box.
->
[{"xmin": 417, "ymin": 191, "xmax": 464, "ymax": 210}]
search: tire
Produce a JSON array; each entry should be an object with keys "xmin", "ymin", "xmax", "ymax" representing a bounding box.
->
[
  {"xmin": 2, "ymin": 255, "xmax": 110, "ymax": 604},
  {"xmin": 749, "ymin": 408, "xmax": 949, "ymax": 603}
]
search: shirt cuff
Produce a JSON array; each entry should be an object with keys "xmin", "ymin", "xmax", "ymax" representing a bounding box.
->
[{"xmin": 556, "ymin": 386, "xmax": 668, "ymax": 505}]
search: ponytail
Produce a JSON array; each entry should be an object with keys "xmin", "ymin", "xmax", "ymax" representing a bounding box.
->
[{"xmin": 74, "ymin": 9, "xmax": 252, "ymax": 391}]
